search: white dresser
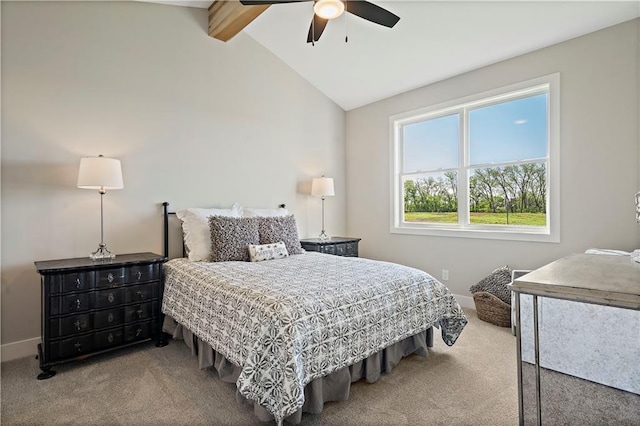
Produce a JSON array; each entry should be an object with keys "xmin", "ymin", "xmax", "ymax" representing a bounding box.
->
[{"xmin": 511, "ymin": 253, "xmax": 640, "ymax": 425}]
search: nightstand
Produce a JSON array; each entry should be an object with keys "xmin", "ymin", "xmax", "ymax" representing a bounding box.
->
[
  {"xmin": 300, "ymin": 237, "xmax": 361, "ymax": 257},
  {"xmin": 34, "ymin": 252, "xmax": 166, "ymax": 380}
]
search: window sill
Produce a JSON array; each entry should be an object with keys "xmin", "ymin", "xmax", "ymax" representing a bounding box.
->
[{"xmin": 391, "ymin": 224, "xmax": 560, "ymax": 243}]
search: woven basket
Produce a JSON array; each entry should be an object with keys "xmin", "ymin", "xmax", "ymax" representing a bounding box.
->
[{"xmin": 473, "ymin": 292, "xmax": 511, "ymax": 327}]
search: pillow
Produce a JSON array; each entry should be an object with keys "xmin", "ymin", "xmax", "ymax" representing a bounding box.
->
[
  {"xmin": 208, "ymin": 216, "xmax": 259, "ymax": 262},
  {"xmin": 469, "ymin": 265, "xmax": 513, "ymax": 304},
  {"xmin": 176, "ymin": 204, "xmax": 242, "ymax": 262},
  {"xmin": 248, "ymin": 241, "xmax": 289, "ymax": 262},
  {"xmin": 258, "ymin": 215, "xmax": 304, "ymax": 255},
  {"xmin": 242, "ymin": 206, "xmax": 289, "ymax": 218}
]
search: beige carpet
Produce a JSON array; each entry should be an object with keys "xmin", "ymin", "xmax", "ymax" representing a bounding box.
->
[{"xmin": 1, "ymin": 309, "xmax": 519, "ymax": 425}]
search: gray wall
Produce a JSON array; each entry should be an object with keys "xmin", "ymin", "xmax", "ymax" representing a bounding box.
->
[
  {"xmin": 346, "ymin": 19, "xmax": 640, "ymax": 304},
  {"xmin": 1, "ymin": 2, "xmax": 346, "ymax": 347}
]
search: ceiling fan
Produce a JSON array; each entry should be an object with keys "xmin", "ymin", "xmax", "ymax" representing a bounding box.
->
[{"xmin": 239, "ymin": 0, "xmax": 400, "ymax": 43}]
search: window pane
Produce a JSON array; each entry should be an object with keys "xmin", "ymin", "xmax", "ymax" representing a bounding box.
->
[
  {"xmin": 403, "ymin": 172, "xmax": 458, "ymax": 224},
  {"xmin": 469, "ymin": 163, "xmax": 547, "ymax": 226},
  {"xmin": 403, "ymin": 113, "xmax": 459, "ymax": 173},
  {"xmin": 469, "ymin": 94, "xmax": 548, "ymax": 165}
]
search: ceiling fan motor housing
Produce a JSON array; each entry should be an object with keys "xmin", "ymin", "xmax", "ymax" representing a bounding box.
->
[{"xmin": 314, "ymin": 0, "xmax": 345, "ymax": 20}]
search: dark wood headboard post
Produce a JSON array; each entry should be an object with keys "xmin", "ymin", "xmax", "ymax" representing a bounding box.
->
[{"xmin": 163, "ymin": 202, "xmax": 169, "ymax": 259}]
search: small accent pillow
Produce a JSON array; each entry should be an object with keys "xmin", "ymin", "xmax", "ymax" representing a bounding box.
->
[
  {"xmin": 208, "ymin": 216, "xmax": 259, "ymax": 262},
  {"xmin": 258, "ymin": 215, "xmax": 304, "ymax": 255},
  {"xmin": 469, "ymin": 265, "xmax": 513, "ymax": 305},
  {"xmin": 248, "ymin": 241, "xmax": 289, "ymax": 262}
]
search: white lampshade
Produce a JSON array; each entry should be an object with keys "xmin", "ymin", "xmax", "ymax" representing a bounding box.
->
[
  {"xmin": 311, "ymin": 177, "xmax": 335, "ymax": 197},
  {"xmin": 314, "ymin": 0, "xmax": 345, "ymax": 20},
  {"xmin": 77, "ymin": 155, "xmax": 124, "ymax": 190}
]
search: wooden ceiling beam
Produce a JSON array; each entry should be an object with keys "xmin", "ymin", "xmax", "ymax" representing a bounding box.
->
[{"xmin": 208, "ymin": 0, "xmax": 270, "ymax": 42}]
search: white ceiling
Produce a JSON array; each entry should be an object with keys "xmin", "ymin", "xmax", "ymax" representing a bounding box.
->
[{"xmin": 149, "ymin": 1, "xmax": 640, "ymax": 110}]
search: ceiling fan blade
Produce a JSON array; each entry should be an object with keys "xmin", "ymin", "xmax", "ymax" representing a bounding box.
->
[
  {"xmin": 239, "ymin": 0, "xmax": 310, "ymax": 5},
  {"xmin": 306, "ymin": 14, "xmax": 329, "ymax": 43},
  {"xmin": 345, "ymin": 0, "xmax": 400, "ymax": 28}
]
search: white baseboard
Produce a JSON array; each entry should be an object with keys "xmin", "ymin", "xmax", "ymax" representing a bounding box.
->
[
  {"xmin": 453, "ymin": 293, "xmax": 475, "ymax": 309},
  {"xmin": 1, "ymin": 337, "xmax": 39, "ymax": 362}
]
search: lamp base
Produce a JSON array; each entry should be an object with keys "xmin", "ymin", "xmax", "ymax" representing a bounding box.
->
[
  {"xmin": 90, "ymin": 243, "xmax": 115, "ymax": 260},
  {"xmin": 318, "ymin": 230, "xmax": 329, "ymax": 241}
]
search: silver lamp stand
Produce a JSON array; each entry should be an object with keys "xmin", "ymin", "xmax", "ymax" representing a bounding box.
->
[
  {"xmin": 318, "ymin": 195, "xmax": 329, "ymax": 240},
  {"xmin": 77, "ymin": 155, "xmax": 123, "ymax": 261},
  {"xmin": 91, "ymin": 188, "xmax": 115, "ymax": 260}
]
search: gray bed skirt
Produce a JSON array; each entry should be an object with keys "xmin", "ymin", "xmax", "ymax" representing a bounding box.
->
[{"xmin": 163, "ymin": 316, "xmax": 434, "ymax": 424}]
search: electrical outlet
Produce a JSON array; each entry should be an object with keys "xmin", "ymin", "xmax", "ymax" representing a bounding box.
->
[{"xmin": 442, "ymin": 269, "xmax": 449, "ymax": 281}]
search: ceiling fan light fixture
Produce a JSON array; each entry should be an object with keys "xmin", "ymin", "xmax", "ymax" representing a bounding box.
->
[{"xmin": 314, "ymin": 0, "xmax": 345, "ymax": 20}]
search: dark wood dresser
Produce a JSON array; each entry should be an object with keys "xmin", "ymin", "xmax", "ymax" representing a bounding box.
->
[
  {"xmin": 34, "ymin": 252, "xmax": 166, "ymax": 379},
  {"xmin": 300, "ymin": 237, "xmax": 361, "ymax": 257}
]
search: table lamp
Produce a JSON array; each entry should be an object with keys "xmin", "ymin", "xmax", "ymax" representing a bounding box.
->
[
  {"xmin": 311, "ymin": 176, "xmax": 335, "ymax": 240},
  {"xmin": 77, "ymin": 155, "xmax": 124, "ymax": 260}
]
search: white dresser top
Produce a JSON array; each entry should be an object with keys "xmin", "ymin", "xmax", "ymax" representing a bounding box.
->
[{"xmin": 511, "ymin": 253, "xmax": 640, "ymax": 310}]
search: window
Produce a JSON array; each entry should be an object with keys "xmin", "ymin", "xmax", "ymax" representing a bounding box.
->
[{"xmin": 390, "ymin": 74, "xmax": 559, "ymax": 242}]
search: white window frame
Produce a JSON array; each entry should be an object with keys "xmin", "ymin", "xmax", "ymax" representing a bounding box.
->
[{"xmin": 390, "ymin": 74, "xmax": 560, "ymax": 243}]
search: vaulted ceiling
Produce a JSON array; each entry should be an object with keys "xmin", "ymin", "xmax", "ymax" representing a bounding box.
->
[{"xmin": 145, "ymin": 1, "xmax": 640, "ymax": 110}]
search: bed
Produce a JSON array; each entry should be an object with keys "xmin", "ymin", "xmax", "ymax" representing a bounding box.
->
[{"xmin": 159, "ymin": 202, "xmax": 467, "ymax": 424}]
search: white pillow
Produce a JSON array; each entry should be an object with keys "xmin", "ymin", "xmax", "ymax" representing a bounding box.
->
[
  {"xmin": 248, "ymin": 241, "xmax": 289, "ymax": 262},
  {"xmin": 176, "ymin": 203, "xmax": 242, "ymax": 262},
  {"xmin": 242, "ymin": 206, "xmax": 289, "ymax": 217}
]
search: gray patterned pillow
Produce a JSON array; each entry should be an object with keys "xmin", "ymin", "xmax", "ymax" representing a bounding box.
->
[
  {"xmin": 208, "ymin": 216, "xmax": 259, "ymax": 262},
  {"xmin": 258, "ymin": 215, "xmax": 304, "ymax": 255},
  {"xmin": 469, "ymin": 265, "xmax": 512, "ymax": 304},
  {"xmin": 248, "ymin": 241, "xmax": 289, "ymax": 262}
]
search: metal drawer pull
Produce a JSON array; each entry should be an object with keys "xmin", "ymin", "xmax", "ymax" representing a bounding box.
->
[
  {"xmin": 136, "ymin": 328, "xmax": 142, "ymax": 337},
  {"xmin": 108, "ymin": 292, "xmax": 115, "ymax": 303},
  {"xmin": 107, "ymin": 273, "xmax": 114, "ymax": 283},
  {"xmin": 74, "ymin": 342, "xmax": 82, "ymax": 352},
  {"xmin": 74, "ymin": 320, "xmax": 82, "ymax": 330},
  {"xmin": 137, "ymin": 271, "xmax": 142, "ymax": 280},
  {"xmin": 108, "ymin": 313, "xmax": 114, "ymax": 323},
  {"xmin": 76, "ymin": 278, "xmax": 81, "ymax": 289},
  {"xmin": 75, "ymin": 299, "xmax": 81, "ymax": 309},
  {"xmin": 137, "ymin": 309, "xmax": 143, "ymax": 319},
  {"xmin": 108, "ymin": 333, "xmax": 114, "ymax": 343},
  {"xmin": 136, "ymin": 290, "xmax": 144, "ymax": 299}
]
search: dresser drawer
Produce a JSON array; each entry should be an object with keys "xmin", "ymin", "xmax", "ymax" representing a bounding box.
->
[
  {"xmin": 94, "ymin": 308, "xmax": 125, "ymax": 329},
  {"xmin": 50, "ymin": 308, "xmax": 126, "ymax": 338},
  {"xmin": 46, "ymin": 272, "xmax": 96, "ymax": 294},
  {"xmin": 49, "ymin": 327, "xmax": 127, "ymax": 360},
  {"xmin": 125, "ymin": 320, "xmax": 152, "ymax": 343},
  {"xmin": 125, "ymin": 283, "xmax": 158, "ymax": 303},
  {"xmin": 345, "ymin": 242, "xmax": 359, "ymax": 257},
  {"xmin": 96, "ymin": 267, "xmax": 126, "ymax": 288},
  {"xmin": 93, "ymin": 287, "xmax": 125, "ymax": 309},
  {"xmin": 95, "ymin": 328, "xmax": 124, "ymax": 350},
  {"xmin": 50, "ymin": 288, "xmax": 129, "ymax": 315},
  {"xmin": 51, "ymin": 293, "xmax": 92, "ymax": 316},
  {"xmin": 126, "ymin": 264, "xmax": 160, "ymax": 284},
  {"xmin": 322, "ymin": 244, "xmax": 336, "ymax": 255},
  {"xmin": 300, "ymin": 238, "xmax": 360, "ymax": 258},
  {"xmin": 49, "ymin": 314, "xmax": 91, "ymax": 338},
  {"xmin": 62, "ymin": 271, "xmax": 95, "ymax": 293},
  {"xmin": 124, "ymin": 302, "xmax": 156, "ymax": 323},
  {"xmin": 50, "ymin": 334, "xmax": 94, "ymax": 359}
]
